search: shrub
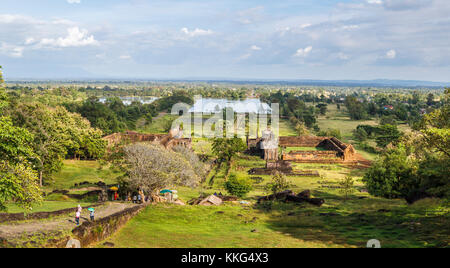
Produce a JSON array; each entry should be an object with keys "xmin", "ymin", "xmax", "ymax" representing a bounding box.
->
[
  {"xmin": 264, "ymin": 171, "xmax": 292, "ymax": 196},
  {"xmin": 339, "ymin": 176, "xmax": 355, "ymax": 201},
  {"xmin": 224, "ymin": 174, "xmax": 253, "ymax": 198}
]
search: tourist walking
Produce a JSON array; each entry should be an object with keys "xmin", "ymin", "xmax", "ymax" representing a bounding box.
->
[
  {"xmin": 75, "ymin": 210, "xmax": 81, "ymax": 226},
  {"xmin": 89, "ymin": 208, "xmax": 95, "ymax": 222}
]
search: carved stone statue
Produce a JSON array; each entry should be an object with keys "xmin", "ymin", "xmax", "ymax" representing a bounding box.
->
[{"xmin": 261, "ymin": 128, "xmax": 278, "ymax": 161}]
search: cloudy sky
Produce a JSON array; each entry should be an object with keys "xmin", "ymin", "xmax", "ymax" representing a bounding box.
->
[{"xmin": 0, "ymin": 0, "xmax": 449, "ymax": 81}]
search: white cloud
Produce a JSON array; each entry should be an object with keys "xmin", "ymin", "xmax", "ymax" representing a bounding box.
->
[
  {"xmin": 0, "ymin": 43, "xmax": 24, "ymax": 58},
  {"xmin": 337, "ymin": 52, "xmax": 350, "ymax": 60},
  {"xmin": 39, "ymin": 27, "xmax": 98, "ymax": 48},
  {"xmin": 386, "ymin": 49, "xmax": 397, "ymax": 59},
  {"xmin": 294, "ymin": 46, "xmax": 313, "ymax": 57},
  {"xmin": 238, "ymin": 53, "xmax": 252, "ymax": 60},
  {"xmin": 181, "ymin": 28, "xmax": 214, "ymax": 37},
  {"xmin": 119, "ymin": 55, "xmax": 132, "ymax": 60},
  {"xmin": 367, "ymin": 0, "xmax": 383, "ymax": 4},
  {"xmin": 25, "ymin": 37, "xmax": 35, "ymax": 45},
  {"xmin": 250, "ymin": 45, "xmax": 261, "ymax": 51},
  {"xmin": 67, "ymin": 0, "xmax": 81, "ymax": 4}
]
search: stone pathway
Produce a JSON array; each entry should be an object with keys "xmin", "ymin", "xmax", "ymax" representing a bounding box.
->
[{"xmin": 0, "ymin": 202, "xmax": 137, "ymax": 239}]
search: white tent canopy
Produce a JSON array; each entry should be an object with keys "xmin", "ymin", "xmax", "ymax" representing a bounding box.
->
[{"xmin": 188, "ymin": 98, "xmax": 272, "ymax": 114}]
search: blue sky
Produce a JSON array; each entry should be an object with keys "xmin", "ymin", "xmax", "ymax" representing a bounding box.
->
[{"xmin": 0, "ymin": 0, "xmax": 449, "ymax": 81}]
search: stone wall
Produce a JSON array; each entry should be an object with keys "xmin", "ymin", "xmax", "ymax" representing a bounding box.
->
[
  {"xmin": 0, "ymin": 204, "xmax": 101, "ymax": 224},
  {"xmin": 103, "ymin": 131, "xmax": 192, "ymax": 149},
  {"xmin": 279, "ymin": 136, "xmax": 328, "ymax": 147},
  {"xmin": 282, "ymin": 151, "xmax": 341, "ymax": 162},
  {"xmin": 71, "ymin": 203, "xmax": 147, "ymax": 248},
  {"xmin": 103, "ymin": 131, "xmax": 164, "ymax": 147}
]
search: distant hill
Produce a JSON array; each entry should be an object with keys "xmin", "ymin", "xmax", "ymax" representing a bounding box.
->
[{"xmin": 6, "ymin": 78, "xmax": 449, "ymax": 88}]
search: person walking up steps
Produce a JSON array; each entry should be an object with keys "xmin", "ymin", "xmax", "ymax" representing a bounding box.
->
[
  {"xmin": 89, "ymin": 208, "xmax": 95, "ymax": 222},
  {"xmin": 75, "ymin": 210, "xmax": 81, "ymax": 226}
]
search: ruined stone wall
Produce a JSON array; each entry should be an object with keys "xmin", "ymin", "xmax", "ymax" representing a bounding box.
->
[
  {"xmin": 320, "ymin": 139, "xmax": 345, "ymax": 154},
  {"xmin": 103, "ymin": 132, "xmax": 164, "ymax": 147},
  {"xmin": 282, "ymin": 151, "xmax": 341, "ymax": 161},
  {"xmin": 71, "ymin": 203, "xmax": 147, "ymax": 248},
  {"xmin": 279, "ymin": 136, "xmax": 328, "ymax": 147},
  {"xmin": 103, "ymin": 131, "xmax": 191, "ymax": 149}
]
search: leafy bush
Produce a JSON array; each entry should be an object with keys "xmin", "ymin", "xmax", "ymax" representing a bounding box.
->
[
  {"xmin": 339, "ymin": 176, "xmax": 355, "ymax": 201},
  {"xmin": 264, "ymin": 171, "xmax": 292, "ymax": 195},
  {"xmin": 224, "ymin": 174, "xmax": 253, "ymax": 198},
  {"xmin": 317, "ymin": 128, "xmax": 342, "ymax": 139}
]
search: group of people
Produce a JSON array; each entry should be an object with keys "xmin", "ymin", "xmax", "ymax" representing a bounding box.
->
[{"xmin": 75, "ymin": 205, "xmax": 95, "ymax": 226}]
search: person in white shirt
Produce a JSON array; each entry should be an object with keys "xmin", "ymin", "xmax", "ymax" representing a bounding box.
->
[{"xmin": 75, "ymin": 211, "xmax": 81, "ymax": 225}]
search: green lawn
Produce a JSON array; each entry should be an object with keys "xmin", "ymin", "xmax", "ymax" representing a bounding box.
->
[
  {"xmin": 93, "ymin": 149, "xmax": 448, "ymax": 248},
  {"xmin": 96, "ymin": 198, "xmax": 449, "ymax": 248},
  {"xmin": 4, "ymin": 201, "xmax": 91, "ymax": 214},
  {"xmin": 49, "ymin": 160, "xmax": 121, "ymax": 191}
]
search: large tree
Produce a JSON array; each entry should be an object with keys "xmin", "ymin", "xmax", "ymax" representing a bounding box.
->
[
  {"xmin": 7, "ymin": 103, "xmax": 106, "ymax": 186},
  {"xmin": 211, "ymin": 137, "xmax": 247, "ymax": 164},
  {"xmin": 363, "ymin": 90, "xmax": 450, "ymax": 203},
  {"xmin": 121, "ymin": 143, "xmax": 202, "ymax": 200},
  {"xmin": 0, "ymin": 117, "xmax": 42, "ymax": 211}
]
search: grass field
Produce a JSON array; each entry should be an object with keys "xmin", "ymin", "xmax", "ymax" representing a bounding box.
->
[
  {"xmin": 5, "ymin": 201, "xmax": 91, "ymax": 214},
  {"xmin": 96, "ymin": 196, "xmax": 449, "ymax": 248},
  {"xmin": 10, "ymin": 108, "xmax": 445, "ymax": 248},
  {"xmin": 94, "ymin": 134, "xmax": 449, "ymax": 248},
  {"xmin": 48, "ymin": 160, "xmax": 121, "ymax": 191}
]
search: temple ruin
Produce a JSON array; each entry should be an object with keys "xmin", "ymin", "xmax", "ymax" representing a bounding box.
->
[
  {"xmin": 103, "ymin": 129, "xmax": 192, "ymax": 150},
  {"xmin": 247, "ymin": 135, "xmax": 357, "ymax": 164}
]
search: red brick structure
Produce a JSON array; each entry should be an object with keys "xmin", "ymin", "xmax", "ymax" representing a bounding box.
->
[
  {"xmin": 103, "ymin": 131, "xmax": 191, "ymax": 149},
  {"xmin": 247, "ymin": 135, "xmax": 357, "ymax": 163}
]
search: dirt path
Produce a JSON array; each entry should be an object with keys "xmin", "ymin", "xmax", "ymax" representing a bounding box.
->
[{"xmin": 0, "ymin": 202, "xmax": 137, "ymax": 239}]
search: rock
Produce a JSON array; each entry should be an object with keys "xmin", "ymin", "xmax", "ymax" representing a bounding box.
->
[
  {"xmin": 257, "ymin": 190, "xmax": 294, "ymax": 203},
  {"xmin": 173, "ymin": 200, "xmax": 186, "ymax": 206},
  {"xmin": 320, "ymin": 212, "xmax": 339, "ymax": 217},
  {"xmin": 297, "ymin": 190, "xmax": 311, "ymax": 199},
  {"xmin": 285, "ymin": 194, "xmax": 325, "ymax": 207},
  {"xmin": 65, "ymin": 239, "xmax": 81, "ymax": 248},
  {"xmin": 103, "ymin": 242, "xmax": 115, "ymax": 248},
  {"xmin": 378, "ymin": 209, "xmax": 390, "ymax": 213}
]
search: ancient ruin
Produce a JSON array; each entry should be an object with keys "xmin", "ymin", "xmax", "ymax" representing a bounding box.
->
[
  {"xmin": 103, "ymin": 129, "xmax": 192, "ymax": 149},
  {"xmin": 248, "ymin": 135, "xmax": 357, "ymax": 164}
]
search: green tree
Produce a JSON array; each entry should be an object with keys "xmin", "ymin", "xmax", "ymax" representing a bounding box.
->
[
  {"xmin": 345, "ymin": 96, "xmax": 368, "ymax": 120},
  {"xmin": 353, "ymin": 127, "xmax": 368, "ymax": 142},
  {"xmin": 318, "ymin": 128, "xmax": 342, "ymax": 139},
  {"xmin": 0, "ymin": 116, "xmax": 42, "ymax": 211},
  {"xmin": 316, "ymin": 103, "xmax": 328, "ymax": 115},
  {"xmin": 0, "ymin": 66, "xmax": 8, "ymax": 113},
  {"xmin": 8, "ymin": 103, "xmax": 105, "ymax": 185},
  {"xmin": 0, "ymin": 161, "xmax": 43, "ymax": 211},
  {"xmin": 211, "ymin": 137, "xmax": 246, "ymax": 164},
  {"xmin": 363, "ymin": 144, "xmax": 415, "ymax": 199},
  {"xmin": 380, "ymin": 115, "xmax": 397, "ymax": 126},
  {"xmin": 224, "ymin": 174, "xmax": 253, "ymax": 198},
  {"xmin": 264, "ymin": 171, "xmax": 292, "ymax": 196},
  {"xmin": 339, "ymin": 176, "xmax": 355, "ymax": 202},
  {"xmin": 418, "ymin": 89, "xmax": 450, "ymax": 157},
  {"xmin": 375, "ymin": 124, "xmax": 402, "ymax": 148}
]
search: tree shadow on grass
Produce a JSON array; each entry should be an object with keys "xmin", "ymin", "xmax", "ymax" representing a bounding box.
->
[{"xmin": 253, "ymin": 191, "xmax": 450, "ymax": 248}]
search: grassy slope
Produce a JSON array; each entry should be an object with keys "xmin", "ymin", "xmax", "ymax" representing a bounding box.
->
[
  {"xmin": 94, "ymin": 121, "xmax": 448, "ymax": 248},
  {"xmin": 49, "ymin": 160, "xmax": 121, "ymax": 191}
]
